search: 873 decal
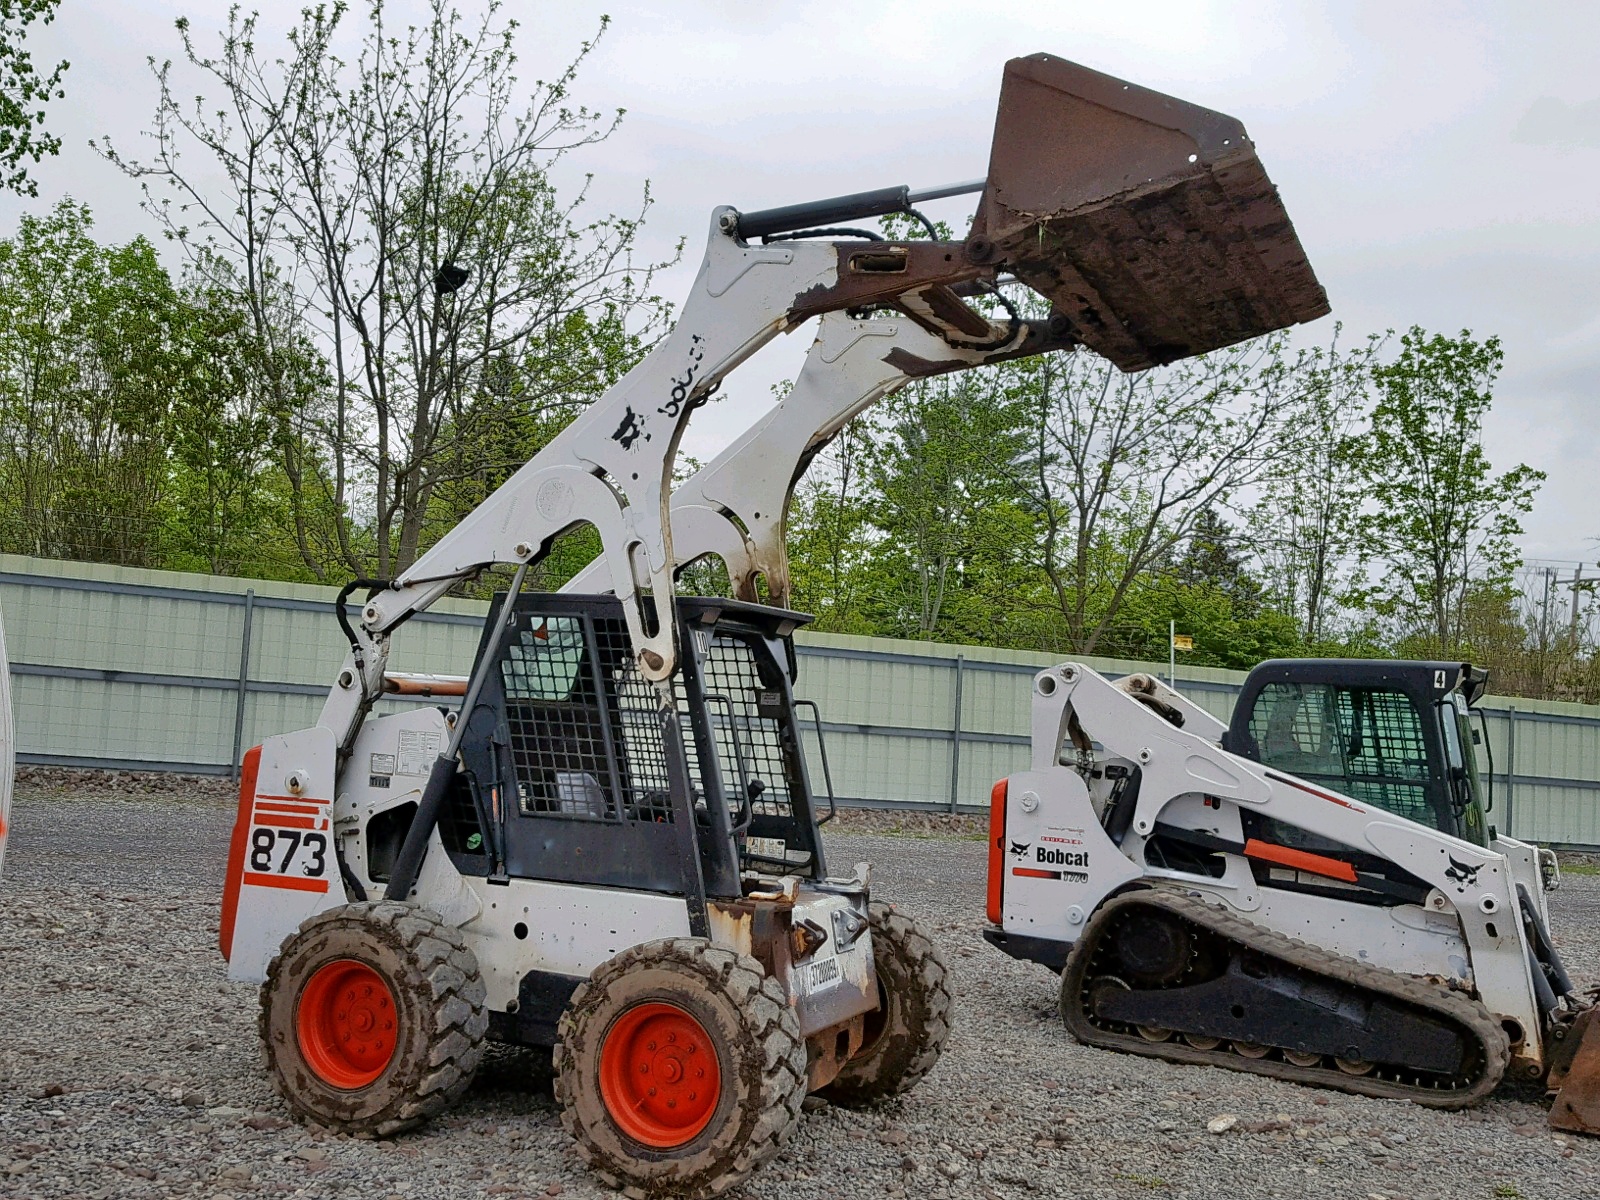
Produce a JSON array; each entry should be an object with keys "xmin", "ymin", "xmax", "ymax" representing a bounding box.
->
[
  {"xmin": 245, "ymin": 796, "xmax": 332, "ymax": 890},
  {"xmin": 249, "ymin": 827, "xmax": 327, "ymax": 878}
]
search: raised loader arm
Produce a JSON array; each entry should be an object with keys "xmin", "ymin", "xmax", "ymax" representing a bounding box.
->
[
  {"xmin": 562, "ymin": 307, "xmax": 1078, "ymax": 603},
  {"xmin": 318, "ymin": 212, "xmax": 997, "ymax": 753},
  {"xmin": 322, "ymin": 50, "xmax": 1327, "ymax": 758}
]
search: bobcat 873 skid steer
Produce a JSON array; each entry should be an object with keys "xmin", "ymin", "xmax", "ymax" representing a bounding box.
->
[
  {"xmin": 983, "ymin": 662, "xmax": 1600, "ymax": 1131},
  {"xmin": 218, "ymin": 54, "xmax": 1328, "ymax": 1198}
]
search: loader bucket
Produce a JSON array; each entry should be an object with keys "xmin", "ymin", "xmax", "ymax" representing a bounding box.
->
[
  {"xmin": 1549, "ymin": 1007, "xmax": 1600, "ymax": 1135},
  {"xmin": 969, "ymin": 54, "xmax": 1330, "ymax": 372}
]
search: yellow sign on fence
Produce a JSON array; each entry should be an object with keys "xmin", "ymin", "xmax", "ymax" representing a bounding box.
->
[{"xmin": 1171, "ymin": 634, "xmax": 1194, "ymax": 651}]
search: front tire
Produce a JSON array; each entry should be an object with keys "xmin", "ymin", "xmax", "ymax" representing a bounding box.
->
[
  {"xmin": 259, "ymin": 901, "xmax": 488, "ymax": 1137},
  {"xmin": 820, "ymin": 902, "xmax": 951, "ymax": 1105},
  {"xmin": 554, "ymin": 938, "xmax": 806, "ymax": 1200}
]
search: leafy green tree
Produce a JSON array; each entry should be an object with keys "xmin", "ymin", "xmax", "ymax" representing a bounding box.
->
[
  {"xmin": 787, "ymin": 415, "xmax": 882, "ymax": 634},
  {"xmin": 859, "ymin": 370, "xmax": 1034, "ymax": 640},
  {"xmin": 103, "ymin": 0, "xmax": 673, "ymax": 579},
  {"xmin": 1178, "ymin": 508, "xmax": 1262, "ymax": 618},
  {"xmin": 1351, "ymin": 328, "xmax": 1543, "ymax": 652},
  {"xmin": 1248, "ymin": 327, "xmax": 1383, "ymax": 644},
  {"xmin": 0, "ymin": 201, "xmax": 180, "ymax": 565},
  {"xmin": 0, "ymin": 0, "xmax": 67, "ymax": 195},
  {"xmin": 1014, "ymin": 329, "xmax": 1318, "ymax": 655}
]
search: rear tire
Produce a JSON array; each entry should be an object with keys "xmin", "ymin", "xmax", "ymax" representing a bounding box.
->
[
  {"xmin": 259, "ymin": 901, "xmax": 487, "ymax": 1137},
  {"xmin": 554, "ymin": 938, "xmax": 806, "ymax": 1200},
  {"xmin": 819, "ymin": 902, "xmax": 951, "ymax": 1105}
]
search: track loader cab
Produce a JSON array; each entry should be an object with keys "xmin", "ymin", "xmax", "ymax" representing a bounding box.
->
[{"xmin": 1224, "ymin": 659, "xmax": 1491, "ymax": 847}]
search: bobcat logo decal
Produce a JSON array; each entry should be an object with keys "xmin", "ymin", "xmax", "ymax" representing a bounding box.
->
[
  {"xmin": 1445, "ymin": 855, "xmax": 1482, "ymax": 887},
  {"xmin": 1008, "ymin": 840, "xmax": 1031, "ymax": 859}
]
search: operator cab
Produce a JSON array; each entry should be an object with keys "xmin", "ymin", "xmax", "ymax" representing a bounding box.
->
[
  {"xmin": 423, "ymin": 593, "xmax": 835, "ymax": 903},
  {"xmin": 1224, "ymin": 659, "xmax": 1491, "ymax": 848}
]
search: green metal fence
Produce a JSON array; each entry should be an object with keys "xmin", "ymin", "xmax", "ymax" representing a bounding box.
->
[{"xmin": 4, "ymin": 553, "xmax": 1598, "ymax": 847}]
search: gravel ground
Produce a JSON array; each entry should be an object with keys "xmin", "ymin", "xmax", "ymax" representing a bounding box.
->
[{"xmin": 2, "ymin": 781, "xmax": 1598, "ymax": 1200}]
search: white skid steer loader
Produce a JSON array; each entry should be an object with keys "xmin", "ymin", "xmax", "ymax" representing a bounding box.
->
[
  {"xmin": 218, "ymin": 54, "xmax": 1328, "ymax": 1198},
  {"xmin": 983, "ymin": 663, "xmax": 1600, "ymax": 1131}
]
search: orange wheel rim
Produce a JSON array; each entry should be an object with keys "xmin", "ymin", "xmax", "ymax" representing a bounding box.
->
[
  {"xmin": 296, "ymin": 959, "xmax": 399, "ymax": 1089},
  {"xmin": 598, "ymin": 1002, "xmax": 721, "ymax": 1147}
]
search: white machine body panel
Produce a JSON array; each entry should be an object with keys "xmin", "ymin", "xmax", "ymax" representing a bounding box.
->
[
  {"xmin": 999, "ymin": 766, "xmax": 1143, "ymax": 944},
  {"xmin": 459, "ymin": 878, "xmax": 693, "ymax": 1012},
  {"xmin": 224, "ymin": 727, "xmax": 345, "ymax": 982}
]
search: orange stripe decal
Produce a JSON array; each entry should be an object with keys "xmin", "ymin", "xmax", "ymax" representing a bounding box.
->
[
  {"xmin": 1265, "ymin": 770, "xmax": 1366, "ymax": 814},
  {"xmin": 1012, "ymin": 867, "xmax": 1061, "ymax": 879},
  {"xmin": 253, "ymin": 814, "xmax": 318, "ymax": 830},
  {"xmin": 256, "ymin": 800, "xmax": 323, "ymax": 815},
  {"xmin": 243, "ymin": 871, "xmax": 330, "ymax": 893},
  {"xmin": 1244, "ymin": 838, "xmax": 1359, "ymax": 884}
]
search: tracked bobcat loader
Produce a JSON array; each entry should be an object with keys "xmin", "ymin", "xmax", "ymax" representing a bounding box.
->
[
  {"xmin": 218, "ymin": 54, "xmax": 1328, "ymax": 1198},
  {"xmin": 983, "ymin": 662, "xmax": 1600, "ymax": 1131}
]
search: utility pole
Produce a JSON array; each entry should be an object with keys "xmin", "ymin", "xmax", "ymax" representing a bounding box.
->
[
  {"xmin": 1574, "ymin": 569, "xmax": 1587, "ymax": 652},
  {"xmin": 1540, "ymin": 567, "xmax": 1556, "ymax": 651},
  {"xmin": 1570, "ymin": 564, "xmax": 1594, "ymax": 651}
]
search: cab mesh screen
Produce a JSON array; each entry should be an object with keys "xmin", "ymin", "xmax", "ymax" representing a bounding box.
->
[
  {"xmin": 686, "ymin": 631, "xmax": 796, "ymax": 822},
  {"xmin": 497, "ymin": 612, "xmax": 673, "ymax": 823},
  {"xmin": 1248, "ymin": 682, "xmax": 1432, "ymax": 825}
]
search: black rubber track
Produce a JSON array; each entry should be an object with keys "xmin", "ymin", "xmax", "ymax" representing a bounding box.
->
[{"xmin": 1060, "ymin": 888, "xmax": 1510, "ymax": 1109}]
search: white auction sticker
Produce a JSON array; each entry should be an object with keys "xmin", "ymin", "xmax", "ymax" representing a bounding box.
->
[
  {"xmin": 397, "ymin": 730, "xmax": 442, "ymax": 776},
  {"xmin": 801, "ymin": 952, "xmax": 842, "ymax": 996}
]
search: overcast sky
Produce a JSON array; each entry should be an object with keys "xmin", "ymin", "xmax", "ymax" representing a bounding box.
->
[{"xmin": 4, "ymin": 1, "xmax": 1596, "ymax": 564}]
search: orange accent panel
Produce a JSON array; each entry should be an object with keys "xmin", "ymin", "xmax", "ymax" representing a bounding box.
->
[
  {"xmin": 986, "ymin": 779, "xmax": 1007, "ymax": 925},
  {"xmin": 218, "ymin": 746, "xmax": 262, "ymax": 960},
  {"xmin": 1243, "ymin": 837, "xmax": 1359, "ymax": 883},
  {"xmin": 243, "ymin": 871, "xmax": 331, "ymax": 893}
]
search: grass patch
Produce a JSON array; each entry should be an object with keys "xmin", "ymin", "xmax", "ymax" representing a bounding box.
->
[
  {"xmin": 1559, "ymin": 862, "xmax": 1600, "ymax": 876},
  {"xmin": 1495, "ymin": 1185, "xmax": 1523, "ymax": 1198}
]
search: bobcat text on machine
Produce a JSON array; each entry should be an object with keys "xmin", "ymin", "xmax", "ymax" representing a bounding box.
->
[
  {"xmin": 983, "ymin": 660, "xmax": 1600, "ymax": 1131},
  {"xmin": 217, "ymin": 54, "xmax": 1328, "ymax": 1198}
]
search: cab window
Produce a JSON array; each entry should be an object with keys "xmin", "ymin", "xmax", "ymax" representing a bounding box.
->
[{"xmin": 1247, "ymin": 682, "xmax": 1433, "ymax": 826}]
